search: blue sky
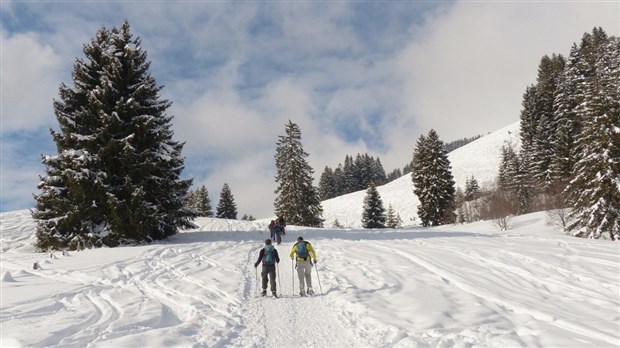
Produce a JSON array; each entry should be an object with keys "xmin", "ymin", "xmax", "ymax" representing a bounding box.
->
[{"xmin": 1, "ymin": 1, "xmax": 618, "ymax": 218}]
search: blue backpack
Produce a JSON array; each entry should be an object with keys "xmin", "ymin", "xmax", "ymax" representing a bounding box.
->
[
  {"xmin": 264, "ymin": 245, "xmax": 275, "ymax": 265},
  {"xmin": 296, "ymin": 241, "xmax": 309, "ymax": 260}
]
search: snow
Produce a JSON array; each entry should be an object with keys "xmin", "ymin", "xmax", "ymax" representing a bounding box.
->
[
  {"xmin": 1, "ymin": 208, "xmax": 619, "ymax": 347},
  {"xmin": 2, "ymin": 120, "xmax": 619, "ymax": 347}
]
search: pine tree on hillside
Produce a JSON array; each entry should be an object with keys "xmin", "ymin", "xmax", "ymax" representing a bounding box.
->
[
  {"xmin": 216, "ymin": 183, "xmax": 238, "ymax": 219},
  {"xmin": 318, "ymin": 166, "xmax": 338, "ymax": 201},
  {"xmin": 412, "ymin": 130, "xmax": 456, "ymax": 226},
  {"xmin": 497, "ymin": 144, "xmax": 531, "ymax": 215},
  {"xmin": 274, "ymin": 120, "xmax": 324, "ymax": 227},
  {"xmin": 194, "ymin": 185, "xmax": 213, "ymax": 217},
  {"xmin": 362, "ymin": 182, "xmax": 386, "ymax": 229},
  {"xmin": 32, "ymin": 21, "xmax": 194, "ymax": 251},
  {"xmin": 518, "ymin": 54, "xmax": 566, "ymax": 191},
  {"xmin": 566, "ymin": 34, "xmax": 619, "ymax": 240},
  {"xmin": 342, "ymin": 155, "xmax": 358, "ymax": 194},
  {"xmin": 464, "ymin": 175, "xmax": 480, "ymax": 201},
  {"xmin": 385, "ymin": 204, "xmax": 402, "ymax": 229},
  {"xmin": 550, "ymin": 45, "xmax": 582, "ymax": 185}
]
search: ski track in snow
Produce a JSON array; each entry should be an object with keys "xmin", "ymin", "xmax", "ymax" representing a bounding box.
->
[{"xmin": 1, "ymin": 210, "xmax": 619, "ymax": 347}]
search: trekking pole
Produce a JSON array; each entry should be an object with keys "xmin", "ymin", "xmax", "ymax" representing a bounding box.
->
[
  {"xmin": 255, "ymin": 266, "xmax": 259, "ymax": 296},
  {"xmin": 314, "ymin": 262, "xmax": 323, "ymax": 295},
  {"xmin": 277, "ymin": 262, "xmax": 281, "ymax": 294},
  {"xmin": 291, "ymin": 259, "xmax": 295, "ymax": 295}
]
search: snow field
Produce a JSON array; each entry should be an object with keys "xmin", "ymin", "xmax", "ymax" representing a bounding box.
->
[{"xmin": 2, "ymin": 210, "xmax": 619, "ymax": 347}]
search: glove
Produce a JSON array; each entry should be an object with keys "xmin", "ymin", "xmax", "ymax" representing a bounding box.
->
[
  {"xmin": 254, "ymin": 263, "xmax": 259, "ymax": 268},
  {"xmin": 314, "ymin": 259, "xmax": 317, "ymax": 264}
]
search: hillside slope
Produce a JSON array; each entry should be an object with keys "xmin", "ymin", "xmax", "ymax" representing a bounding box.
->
[{"xmin": 321, "ymin": 122, "xmax": 521, "ymax": 228}]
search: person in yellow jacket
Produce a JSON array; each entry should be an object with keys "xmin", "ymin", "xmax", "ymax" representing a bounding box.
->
[{"xmin": 289, "ymin": 236, "xmax": 317, "ymax": 296}]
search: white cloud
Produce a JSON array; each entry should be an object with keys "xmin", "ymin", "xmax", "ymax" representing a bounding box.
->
[
  {"xmin": 396, "ymin": 1, "xmax": 620, "ymax": 142},
  {"xmin": 1, "ymin": 30, "xmax": 63, "ymax": 133}
]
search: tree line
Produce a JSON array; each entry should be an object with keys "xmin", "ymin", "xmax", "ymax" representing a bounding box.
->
[{"xmin": 497, "ymin": 27, "xmax": 618, "ymax": 240}]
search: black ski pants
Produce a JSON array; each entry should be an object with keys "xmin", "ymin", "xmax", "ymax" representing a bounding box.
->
[{"xmin": 261, "ymin": 264, "xmax": 277, "ymax": 292}]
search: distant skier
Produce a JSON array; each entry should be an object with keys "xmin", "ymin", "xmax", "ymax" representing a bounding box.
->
[
  {"xmin": 268, "ymin": 220, "xmax": 276, "ymax": 240},
  {"xmin": 290, "ymin": 236, "xmax": 317, "ymax": 296},
  {"xmin": 254, "ymin": 239, "xmax": 280, "ymax": 297}
]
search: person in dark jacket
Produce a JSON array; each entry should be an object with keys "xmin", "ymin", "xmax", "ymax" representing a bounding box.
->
[{"xmin": 254, "ymin": 239, "xmax": 280, "ymax": 297}]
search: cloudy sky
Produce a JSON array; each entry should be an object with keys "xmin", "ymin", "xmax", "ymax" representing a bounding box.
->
[{"xmin": 1, "ymin": 1, "xmax": 618, "ymax": 218}]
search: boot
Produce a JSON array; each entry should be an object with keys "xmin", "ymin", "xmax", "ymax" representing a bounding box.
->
[
  {"xmin": 261, "ymin": 290, "xmax": 267, "ymax": 296},
  {"xmin": 299, "ymin": 290, "xmax": 305, "ymax": 297},
  {"xmin": 307, "ymin": 288, "xmax": 314, "ymax": 295},
  {"xmin": 272, "ymin": 291, "xmax": 278, "ymax": 298}
]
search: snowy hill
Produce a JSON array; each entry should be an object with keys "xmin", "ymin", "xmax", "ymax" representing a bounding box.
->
[
  {"xmin": 2, "ymin": 122, "xmax": 619, "ymax": 347},
  {"xmin": 322, "ymin": 122, "xmax": 521, "ymax": 228},
  {"xmin": 1, "ymin": 209, "xmax": 619, "ymax": 347}
]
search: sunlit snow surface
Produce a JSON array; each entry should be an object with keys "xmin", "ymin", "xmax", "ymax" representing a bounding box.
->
[{"xmin": 1, "ymin": 209, "xmax": 619, "ymax": 347}]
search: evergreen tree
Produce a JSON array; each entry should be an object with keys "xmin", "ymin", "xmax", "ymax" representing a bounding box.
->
[
  {"xmin": 342, "ymin": 155, "xmax": 358, "ymax": 194},
  {"xmin": 411, "ymin": 130, "xmax": 456, "ymax": 226},
  {"xmin": 386, "ymin": 168, "xmax": 403, "ymax": 182},
  {"xmin": 216, "ymin": 183, "xmax": 238, "ymax": 219},
  {"xmin": 464, "ymin": 175, "xmax": 480, "ymax": 201},
  {"xmin": 385, "ymin": 204, "xmax": 402, "ymax": 229},
  {"xmin": 32, "ymin": 21, "xmax": 194, "ymax": 251},
  {"xmin": 273, "ymin": 120, "xmax": 324, "ymax": 227},
  {"xmin": 332, "ymin": 164, "xmax": 345, "ymax": 197},
  {"xmin": 550, "ymin": 45, "xmax": 582, "ymax": 185},
  {"xmin": 497, "ymin": 144, "xmax": 531, "ymax": 215},
  {"xmin": 566, "ymin": 33, "xmax": 619, "ymax": 240},
  {"xmin": 318, "ymin": 166, "xmax": 338, "ymax": 201},
  {"xmin": 362, "ymin": 182, "xmax": 386, "ymax": 228},
  {"xmin": 194, "ymin": 185, "xmax": 213, "ymax": 217}
]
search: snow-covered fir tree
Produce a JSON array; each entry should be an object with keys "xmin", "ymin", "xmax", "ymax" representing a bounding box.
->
[
  {"xmin": 565, "ymin": 33, "xmax": 619, "ymax": 240},
  {"xmin": 190, "ymin": 185, "xmax": 213, "ymax": 217},
  {"xmin": 498, "ymin": 144, "xmax": 531, "ymax": 215},
  {"xmin": 412, "ymin": 130, "xmax": 456, "ymax": 226},
  {"xmin": 32, "ymin": 21, "xmax": 195, "ymax": 250},
  {"xmin": 216, "ymin": 183, "xmax": 238, "ymax": 219},
  {"xmin": 318, "ymin": 166, "xmax": 338, "ymax": 200},
  {"xmin": 385, "ymin": 204, "xmax": 402, "ymax": 229},
  {"xmin": 362, "ymin": 182, "xmax": 386, "ymax": 229},
  {"xmin": 464, "ymin": 175, "xmax": 480, "ymax": 201},
  {"xmin": 273, "ymin": 120, "xmax": 324, "ymax": 227}
]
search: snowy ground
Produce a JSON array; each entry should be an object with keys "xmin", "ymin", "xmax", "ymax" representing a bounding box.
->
[{"xmin": 2, "ymin": 209, "xmax": 619, "ymax": 347}]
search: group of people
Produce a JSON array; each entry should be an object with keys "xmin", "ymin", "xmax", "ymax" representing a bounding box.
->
[
  {"xmin": 254, "ymin": 218, "xmax": 318, "ymax": 297},
  {"xmin": 268, "ymin": 217, "xmax": 286, "ymax": 245}
]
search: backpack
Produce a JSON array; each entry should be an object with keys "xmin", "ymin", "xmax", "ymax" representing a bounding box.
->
[
  {"xmin": 274, "ymin": 224, "xmax": 284, "ymax": 234},
  {"xmin": 264, "ymin": 245, "xmax": 275, "ymax": 265},
  {"xmin": 296, "ymin": 241, "xmax": 309, "ymax": 260}
]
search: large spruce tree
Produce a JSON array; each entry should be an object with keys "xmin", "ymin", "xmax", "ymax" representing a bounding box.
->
[
  {"xmin": 361, "ymin": 182, "xmax": 386, "ymax": 228},
  {"xmin": 32, "ymin": 22, "xmax": 194, "ymax": 250},
  {"xmin": 411, "ymin": 130, "xmax": 456, "ymax": 226},
  {"xmin": 274, "ymin": 120, "xmax": 324, "ymax": 227}
]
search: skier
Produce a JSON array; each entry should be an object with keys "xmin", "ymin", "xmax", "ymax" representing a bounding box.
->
[
  {"xmin": 268, "ymin": 220, "xmax": 276, "ymax": 240},
  {"xmin": 274, "ymin": 216, "xmax": 286, "ymax": 245},
  {"xmin": 254, "ymin": 239, "xmax": 280, "ymax": 297},
  {"xmin": 289, "ymin": 236, "xmax": 317, "ymax": 296}
]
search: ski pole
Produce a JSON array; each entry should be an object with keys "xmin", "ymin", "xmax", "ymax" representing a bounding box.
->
[
  {"xmin": 291, "ymin": 258, "xmax": 295, "ymax": 295},
  {"xmin": 314, "ymin": 261, "xmax": 323, "ymax": 295},
  {"xmin": 277, "ymin": 262, "xmax": 281, "ymax": 294},
  {"xmin": 255, "ymin": 266, "xmax": 259, "ymax": 296}
]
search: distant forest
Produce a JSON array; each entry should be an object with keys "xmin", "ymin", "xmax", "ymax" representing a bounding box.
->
[{"xmin": 318, "ymin": 134, "xmax": 482, "ymax": 200}]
